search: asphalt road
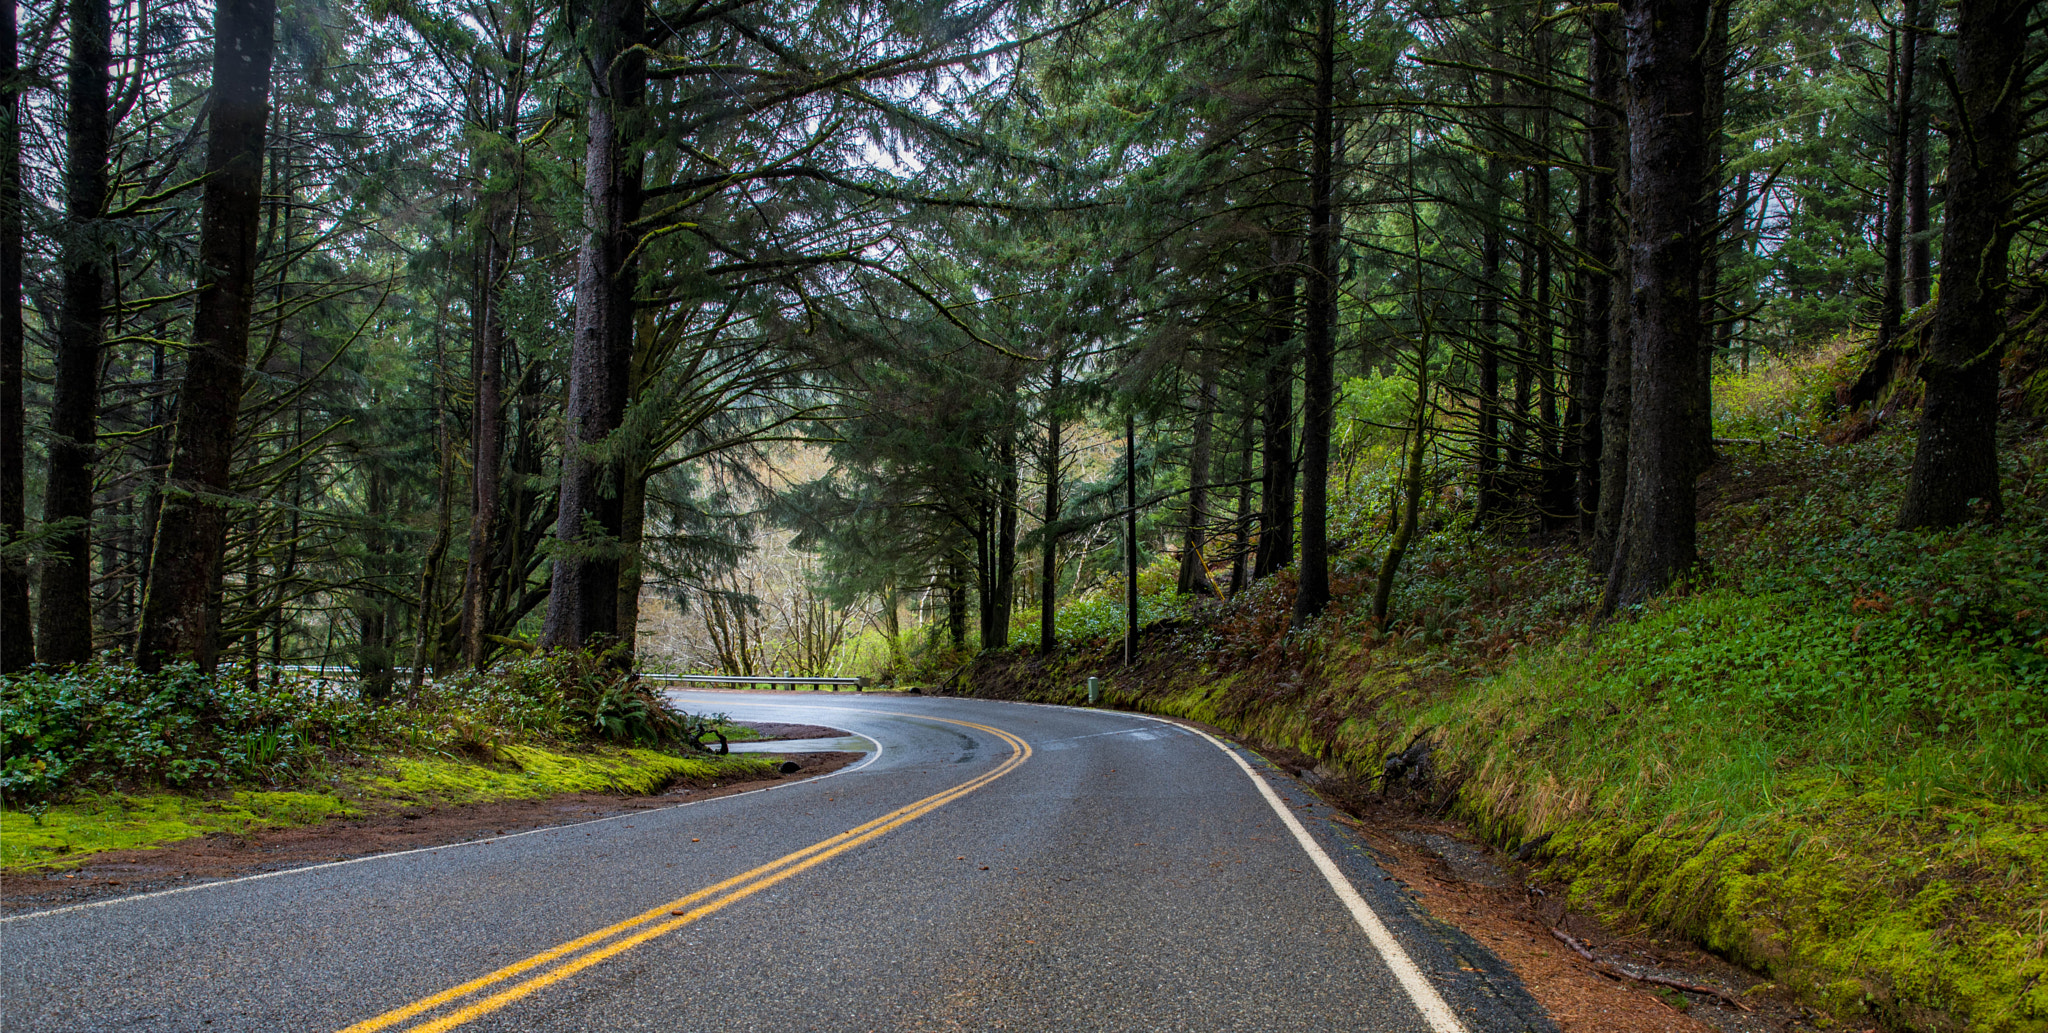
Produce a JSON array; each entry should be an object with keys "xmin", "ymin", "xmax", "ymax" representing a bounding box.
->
[{"xmin": 3, "ymin": 694, "xmax": 1552, "ymax": 1033}]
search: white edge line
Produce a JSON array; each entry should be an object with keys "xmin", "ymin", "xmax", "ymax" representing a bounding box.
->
[
  {"xmin": 1, "ymin": 728, "xmax": 885, "ymax": 925},
  {"xmin": 1182, "ymin": 723, "xmax": 1467, "ymax": 1033},
  {"xmin": 948, "ymin": 695, "xmax": 1466, "ymax": 1033}
]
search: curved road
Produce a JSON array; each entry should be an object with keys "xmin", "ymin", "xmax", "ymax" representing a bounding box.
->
[{"xmin": 3, "ymin": 694, "xmax": 1551, "ymax": 1033}]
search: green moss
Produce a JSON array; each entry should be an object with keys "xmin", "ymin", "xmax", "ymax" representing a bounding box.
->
[
  {"xmin": 0, "ymin": 791, "xmax": 357, "ymax": 871},
  {"xmin": 353, "ymin": 745, "xmax": 776, "ymax": 804},
  {"xmin": 1, "ymin": 746, "xmax": 778, "ymax": 872},
  {"xmin": 1519, "ymin": 791, "xmax": 2048, "ymax": 1033}
]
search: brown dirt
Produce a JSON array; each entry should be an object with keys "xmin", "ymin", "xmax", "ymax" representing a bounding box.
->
[
  {"xmin": 0, "ymin": 750, "xmax": 864, "ymax": 915},
  {"xmin": 741, "ymin": 722, "xmax": 852, "ymax": 740},
  {"xmin": 1334, "ymin": 800, "xmax": 1818, "ymax": 1033}
]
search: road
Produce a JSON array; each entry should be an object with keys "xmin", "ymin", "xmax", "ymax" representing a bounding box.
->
[{"xmin": 3, "ymin": 694, "xmax": 1552, "ymax": 1033}]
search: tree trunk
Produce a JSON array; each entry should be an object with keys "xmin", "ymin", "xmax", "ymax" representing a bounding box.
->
[
  {"xmin": 1897, "ymin": 0, "xmax": 2036, "ymax": 528},
  {"xmin": 974, "ymin": 506, "xmax": 995, "ymax": 645},
  {"xmin": 616, "ymin": 469, "xmax": 646, "ymax": 651},
  {"xmin": 1694, "ymin": 0, "xmax": 1731, "ymax": 468},
  {"xmin": 1254, "ymin": 236, "xmax": 1297, "ymax": 580},
  {"xmin": 1293, "ymin": 0, "xmax": 1339, "ymax": 626},
  {"xmin": 1177, "ymin": 369, "xmax": 1216, "ymax": 595},
  {"xmin": 1039, "ymin": 354, "xmax": 1061, "ymax": 655},
  {"xmin": 1123, "ymin": 411, "xmax": 1138, "ymax": 664},
  {"xmin": 1477, "ymin": 66, "xmax": 1508, "ymax": 525},
  {"xmin": 460, "ymin": 199, "xmax": 513, "ymax": 667},
  {"xmin": 542, "ymin": 0, "xmax": 645, "ymax": 656},
  {"xmin": 1603, "ymin": 0, "xmax": 1714, "ymax": 611},
  {"xmin": 1373, "ymin": 361, "xmax": 1429, "ymax": 623},
  {"xmin": 990, "ymin": 429, "xmax": 1017, "ymax": 649},
  {"xmin": 135, "ymin": 0, "xmax": 277, "ymax": 671},
  {"xmin": 1853, "ymin": 0, "xmax": 1922, "ymax": 411},
  {"xmin": 38, "ymin": 0, "xmax": 114, "ymax": 665},
  {"xmin": 613, "ymin": 308, "xmax": 656, "ymax": 655},
  {"xmin": 883, "ymin": 579, "xmax": 902, "ymax": 665},
  {"xmin": 1230, "ymin": 387, "xmax": 1254, "ymax": 596},
  {"xmin": 410, "ymin": 325, "xmax": 455, "ymax": 690},
  {"xmin": 0, "ymin": 0, "xmax": 27, "ymax": 672},
  {"xmin": 945, "ymin": 559, "xmax": 967, "ymax": 649},
  {"xmin": 1579, "ymin": 8, "xmax": 1621, "ymax": 540},
  {"xmin": 359, "ymin": 471, "xmax": 394, "ymax": 700},
  {"xmin": 1904, "ymin": 4, "xmax": 1931, "ymax": 310}
]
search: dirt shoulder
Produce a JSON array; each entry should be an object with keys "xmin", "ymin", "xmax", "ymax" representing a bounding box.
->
[
  {"xmin": 0, "ymin": 749, "xmax": 863, "ymax": 915},
  {"xmin": 1237, "ymin": 737, "xmax": 1819, "ymax": 1033}
]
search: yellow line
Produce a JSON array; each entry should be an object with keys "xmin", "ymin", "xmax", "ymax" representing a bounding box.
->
[{"xmin": 335, "ymin": 716, "xmax": 1029, "ymax": 1033}]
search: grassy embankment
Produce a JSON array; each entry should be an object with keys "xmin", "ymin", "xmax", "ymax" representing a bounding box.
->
[
  {"xmin": 1, "ymin": 653, "xmax": 775, "ymax": 871},
  {"xmin": 965, "ymin": 345, "xmax": 2048, "ymax": 1033}
]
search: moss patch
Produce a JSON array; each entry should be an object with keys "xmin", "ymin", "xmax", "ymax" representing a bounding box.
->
[
  {"xmin": 0, "ymin": 791, "xmax": 357, "ymax": 871},
  {"xmin": 964, "ymin": 627, "xmax": 2048, "ymax": 1033},
  {"xmin": 0, "ymin": 746, "xmax": 778, "ymax": 872},
  {"xmin": 352, "ymin": 745, "xmax": 778, "ymax": 804}
]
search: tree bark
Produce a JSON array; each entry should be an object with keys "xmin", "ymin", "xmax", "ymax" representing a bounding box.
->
[
  {"xmin": 613, "ymin": 308, "xmax": 655, "ymax": 653},
  {"xmin": 1039, "ymin": 353, "xmax": 1061, "ymax": 655},
  {"xmin": 616, "ymin": 469, "xmax": 646, "ymax": 650},
  {"xmin": 460, "ymin": 194, "xmax": 514, "ymax": 667},
  {"xmin": 1531, "ymin": 55, "xmax": 1571, "ymax": 528},
  {"xmin": 410, "ymin": 327, "xmax": 455, "ymax": 689},
  {"xmin": 1177, "ymin": 368, "xmax": 1216, "ymax": 595},
  {"xmin": 1373, "ymin": 361, "xmax": 1429, "ymax": 623},
  {"xmin": 1904, "ymin": 3, "xmax": 1932, "ymax": 310},
  {"xmin": 989, "ymin": 428, "xmax": 1017, "ymax": 648},
  {"xmin": 38, "ymin": 0, "xmax": 114, "ymax": 665},
  {"xmin": 542, "ymin": 0, "xmax": 645, "ymax": 656},
  {"xmin": 0, "ymin": 0, "xmax": 28, "ymax": 671},
  {"xmin": 1293, "ymin": 0, "xmax": 1338, "ymax": 628},
  {"xmin": 1897, "ymin": 0, "xmax": 2036, "ymax": 528},
  {"xmin": 1124, "ymin": 411, "xmax": 1138, "ymax": 664},
  {"xmin": 1694, "ymin": 0, "xmax": 1731, "ymax": 468},
  {"xmin": 1603, "ymin": 0, "xmax": 1714, "ymax": 611},
  {"xmin": 1230, "ymin": 386, "xmax": 1254, "ymax": 596},
  {"xmin": 1255, "ymin": 236, "xmax": 1298, "ymax": 580},
  {"xmin": 1850, "ymin": 0, "xmax": 1922, "ymax": 412},
  {"xmin": 945, "ymin": 559, "xmax": 967, "ymax": 649},
  {"xmin": 1579, "ymin": 9, "xmax": 1621, "ymax": 540},
  {"xmin": 135, "ymin": 0, "xmax": 277, "ymax": 671},
  {"xmin": 359, "ymin": 470, "xmax": 394, "ymax": 700},
  {"xmin": 1476, "ymin": 64, "xmax": 1508, "ymax": 524}
]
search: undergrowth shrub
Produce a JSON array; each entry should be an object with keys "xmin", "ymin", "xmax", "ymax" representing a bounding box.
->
[
  {"xmin": 1, "ymin": 657, "xmax": 374, "ymax": 804},
  {"xmin": 1, "ymin": 649, "xmax": 736, "ymax": 805}
]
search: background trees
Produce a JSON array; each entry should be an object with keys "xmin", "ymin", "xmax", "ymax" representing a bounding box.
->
[{"xmin": 1, "ymin": 0, "xmax": 2040, "ymax": 676}]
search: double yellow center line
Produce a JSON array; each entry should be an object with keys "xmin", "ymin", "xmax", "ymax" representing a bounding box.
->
[{"xmin": 338, "ymin": 716, "xmax": 1030, "ymax": 1033}]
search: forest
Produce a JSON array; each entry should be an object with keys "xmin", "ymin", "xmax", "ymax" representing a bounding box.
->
[
  {"xmin": 1, "ymin": 0, "xmax": 2045, "ymax": 1023},
  {"xmin": 0, "ymin": 0, "xmax": 2039, "ymax": 681}
]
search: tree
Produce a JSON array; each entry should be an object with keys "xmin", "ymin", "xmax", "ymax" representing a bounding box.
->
[
  {"xmin": 0, "ymin": 0, "xmax": 27, "ymax": 671},
  {"xmin": 1897, "ymin": 0, "xmax": 2039, "ymax": 528},
  {"xmin": 37, "ymin": 0, "xmax": 113, "ymax": 665},
  {"xmin": 541, "ymin": 0, "xmax": 645, "ymax": 654},
  {"xmin": 1292, "ymin": 0, "xmax": 1341, "ymax": 626},
  {"xmin": 137, "ymin": 0, "xmax": 280, "ymax": 671},
  {"xmin": 1602, "ymin": 0, "xmax": 1715, "ymax": 612}
]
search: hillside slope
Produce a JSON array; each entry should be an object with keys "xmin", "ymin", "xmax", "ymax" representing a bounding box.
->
[{"xmin": 963, "ymin": 353, "xmax": 2048, "ymax": 1033}]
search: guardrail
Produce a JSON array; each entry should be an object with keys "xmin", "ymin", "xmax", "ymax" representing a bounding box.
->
[
  {"xmin": 260, "ymin": 666, "xmax": 872, "ymax": 692},
  {"xmin": 643, "ymin": 674, "xmax": 868, "ymax": 691}
]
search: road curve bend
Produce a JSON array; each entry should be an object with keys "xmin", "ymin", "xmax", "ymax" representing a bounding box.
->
[{"xmin": 3, "ymin": 693, "xmax": 1552, "ymax": 1033}]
